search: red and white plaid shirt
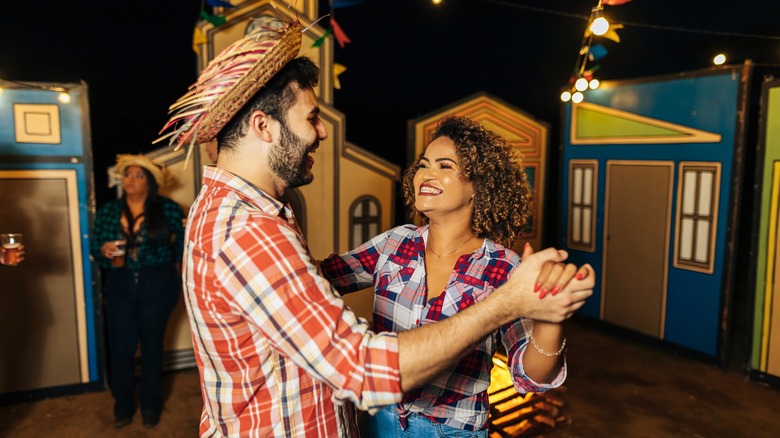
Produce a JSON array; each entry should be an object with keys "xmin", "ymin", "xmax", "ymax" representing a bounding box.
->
[{"xmin": 183, "ymin": 166, "xmax": 402, "ymax": 437}]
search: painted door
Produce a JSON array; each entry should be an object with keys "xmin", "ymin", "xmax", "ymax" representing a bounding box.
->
[{"xmin": 602, "ymin": 161, "xmax": 673, "ymax": 338}]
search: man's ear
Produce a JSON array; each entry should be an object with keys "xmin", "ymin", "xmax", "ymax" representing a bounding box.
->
[{"xmin": 248, "ymin": 110, "xmax": 274, "ymax": 143}]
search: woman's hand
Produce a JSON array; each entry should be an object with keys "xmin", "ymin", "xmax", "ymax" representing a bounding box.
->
[
  {"xmin": 522, "ymin": 243, "xmax": 592, "ymax": 299},
  {"xmin": 101, "ymin": 241, "xmax": 123, "ymax": 259}
]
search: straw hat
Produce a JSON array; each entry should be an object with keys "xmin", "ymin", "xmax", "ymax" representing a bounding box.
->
[
  {"xmin": 155, "ymin": 15, "xmax": 302, "ymax": 154},
  {"xmin": 115, "ymin": 154, "xmax": 166, "ymax": 187}
]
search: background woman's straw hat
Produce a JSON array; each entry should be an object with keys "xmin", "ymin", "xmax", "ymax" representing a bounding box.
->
[
  {"xmin": 115, "ymin": 154, "xmax": 166, "ymax": 187},
  {"xmin": 155, "ymin": 15, "xmax": 302, "ymax": 155}
]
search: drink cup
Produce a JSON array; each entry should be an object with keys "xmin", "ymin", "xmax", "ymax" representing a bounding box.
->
[
  {"xmin": 111, "ymin": 240, "xmax": 126, "ymax": 267},
  {"xmin": 1, "ymin": 233, "xmax": 23, "ymax": 266}
]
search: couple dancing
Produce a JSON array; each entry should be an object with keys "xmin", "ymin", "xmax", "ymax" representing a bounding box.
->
[{"xmin": 160, "ymin": 15, "xmax": 594, "ymax": 437}]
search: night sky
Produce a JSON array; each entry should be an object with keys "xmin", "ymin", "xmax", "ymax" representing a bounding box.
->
[{"xmin": 2, "ymin": 0, "xmax": 779, "ymax": 222}]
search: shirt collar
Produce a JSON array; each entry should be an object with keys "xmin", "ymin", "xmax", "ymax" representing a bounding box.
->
[{"xmin": 201, "ymin": 165, "xmax": 286, "ymax": 217}]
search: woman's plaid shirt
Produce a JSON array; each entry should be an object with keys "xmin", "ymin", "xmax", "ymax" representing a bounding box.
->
[{"xmin": 320, "ymin": 225, "xmax": 566, "ymax": 431}]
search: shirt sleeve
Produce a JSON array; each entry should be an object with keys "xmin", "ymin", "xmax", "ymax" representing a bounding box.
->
[
  {"xmin": 319, "ymin": 230, "xmax": 391, "ymax": 294},
  {"xmin": 216, "ymin": 215, "xmax": 402, "ymax": 411},
  {"xmin": 164, "ymin": 198, "xmax": 185, "ymax": 261},
  {"xmin": 91, "ymin": 202, "xmax": 117, "ymax": 269},
  {"xmin": 499, "ymin": 256, "xmax": 567, "ymax": 394}
]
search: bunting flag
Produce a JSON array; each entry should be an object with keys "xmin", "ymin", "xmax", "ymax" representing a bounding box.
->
[
  {"xmin": 588, "ymin": 44, "xmax": 608, "ymax": 61},
  {"xmin": 205, "ymin": 0, "xmax": 236, "ymax": 8},
  {"xmin": 330, "ymin": 16, "xmax": 352, "ymax": 48},
  {"xmin": 312, "ymin": 28, "xmax": 333, "ymax": 47},
  {"xmin": 192, "ymin": 27, "xmax": 207, "ymax": 56},
  {"xmin": 333, "ymin": 63, "xmax": 347, "ymax": 89},
  {"xmin": 332, "ymin": 0, "xmax": 363, "ymax": 7},
  {"xmin": 602, "ymin": 0, "xmax": 633, "ymax": 5},
  {"xmin": 200, "ymin": 10, "xmax": 227, "ymax": 27},
  {"xmin": 600, "ymin": 23, "xmax": 623, "ymax": 43}
]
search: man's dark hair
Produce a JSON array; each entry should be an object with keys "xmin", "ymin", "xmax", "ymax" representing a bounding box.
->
[{"xmin": 217, "ymin": 57, "xmax": 320, "ymax": 152}]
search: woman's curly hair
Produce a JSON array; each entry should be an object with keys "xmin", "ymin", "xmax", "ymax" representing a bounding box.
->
[{"xmin": 402, "ymin": 116, "xmax": 534, "ymax": 247}]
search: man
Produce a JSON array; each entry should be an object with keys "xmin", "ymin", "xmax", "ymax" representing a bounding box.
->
[{"xmin": 159, "ymin": 16, "xmax": 594, "ymax": 437}]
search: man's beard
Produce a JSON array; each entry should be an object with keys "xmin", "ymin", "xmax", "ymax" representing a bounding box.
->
[{"xmin": 268, "ymin": 119, "xmax": 316, "ymax": 189}]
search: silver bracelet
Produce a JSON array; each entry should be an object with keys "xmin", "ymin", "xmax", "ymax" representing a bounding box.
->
[{"xmin": 529, "ymin": 335, "xmax": 566, "ymax": 357}]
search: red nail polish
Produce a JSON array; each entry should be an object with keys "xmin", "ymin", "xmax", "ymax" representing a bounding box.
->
[
  {"xmin": 534, "ymin": 282, "xmax": 541, "ymax": 292},
  {"xmin": 551, "ymin": 286, "xmax": 560, "ymax": 296},
  {"xmin": 539, "ymin": 288, "xmax": 547, "ymax": 299},
  {"xmin": 576, "ymin": 272, "xmax": 584, "ymax": 280}
]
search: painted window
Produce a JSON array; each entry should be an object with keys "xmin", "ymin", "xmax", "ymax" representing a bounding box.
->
[
  {"xmin": 568, "ymin": 160, "xmax": 598, "ymax": 252},
  {"xmin": 350, "ymin": 196, "xmax": 381, "ymax": 248},
  {"xmin": 674, "ymin": 163, "xmax": 721, "ymax": 273}
]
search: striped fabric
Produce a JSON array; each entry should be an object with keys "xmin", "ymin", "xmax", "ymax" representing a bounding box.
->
[
  {"xmin": 320, "ymin": 225, "xmax": 566, "ymax": 431},
  {"xmin": 182, "ymin": 166, "xmax": 402, "ymax": 437}
]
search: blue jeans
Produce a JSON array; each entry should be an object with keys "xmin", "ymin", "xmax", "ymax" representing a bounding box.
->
[{"xmin": 360, "ymin": 405, "xmax": 488, "ymax": 438}]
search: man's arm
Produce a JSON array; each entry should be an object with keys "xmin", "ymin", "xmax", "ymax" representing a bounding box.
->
[{"xmin": 397, "ymin": 247, "xmax": 593, "ymax": 391}]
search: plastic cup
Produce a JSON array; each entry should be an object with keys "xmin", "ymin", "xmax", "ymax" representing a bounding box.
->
[
  {"xmin": 1, "ymin": 233, "xmax": 23, "ymax": 265},
  {"xmin": 111, "ymin": 240, "xmax": 126, "ymax": 267}
]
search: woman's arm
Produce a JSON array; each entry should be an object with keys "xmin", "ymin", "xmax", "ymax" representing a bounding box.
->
[{"xmin": 319, "ymin": 229, "xmax": 393, "ymax": 295}]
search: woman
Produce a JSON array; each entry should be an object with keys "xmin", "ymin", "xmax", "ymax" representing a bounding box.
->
[
  {"xmin": 91, "ymin": 154, "xmax": 184, "ymax": 429},
  {"xmin": 321, "ymin": 117, "xmax": 589, "ymax": 436}
]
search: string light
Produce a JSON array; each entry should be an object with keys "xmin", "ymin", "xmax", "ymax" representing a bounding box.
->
[
  {"xmin": 561, "ymin": 91, "xmax": 572, "ymax": 102},
  {"xmin": 589, "ymin": 79, "xmax": 600, "ymax": 89},
  {"xmin": 713, "ymin": 53, "xmax": 726, "ymax": 65},
  {"xmin": 0, "ymin": 79, "xmax": 73, "ymax": 104},
  {"xmin": 572, "ymin": 92, "xmax": 584, "ymax": 103},
  {"xmin": 589, "ymin": 6, "xmax": 609, "ymax": 36},
  {"xmin": 432, "ymin": 0, "xmax": 442, "ymax": 4}
]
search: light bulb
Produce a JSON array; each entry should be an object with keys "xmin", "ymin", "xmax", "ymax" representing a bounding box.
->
[
  {"xmin": 589, "ymin": 7, "xmax": 609, "ymax": 36},
  {"xmin": 713, "ymin": 54, "xmax": 726, "ymax": 65},
  {"xmin": 572, "ymin": 92, "xmax": 584, "ymax": 103},
  {"xmin": 589, "ymin": 79, "xmax": 600, "ymax": 89},
  {"xmin": 58, "ymin": 92, "xmax": 71, "ymax": 104},
  {"xmin": 432, "ymin": 0, "xmax": 442, "ymax": 4},
  {"xmin": 561, "ymin": 91, "xmax": 572, "ymax": 102},
  {"xmin": 590, "ymin": 17, "xmax": 609, "ymax": 36},
  {"xmin": 575, "ymin": 78, "xmax": 589, "ymax": 91}
]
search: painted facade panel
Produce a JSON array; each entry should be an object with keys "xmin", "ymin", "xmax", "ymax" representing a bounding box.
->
[
  {"xmin": 561, "ymin": 67, "xmax": 745, "ymax": 357},
  {"xmin": 752, "ymin": 81, "xmax": 780, "ymax": 379},
  {"xmin": 0, "ymin": 81, "xmax": 101, "ymax": 401}
]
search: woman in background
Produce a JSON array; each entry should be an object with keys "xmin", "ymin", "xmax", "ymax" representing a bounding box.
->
[
  {"xmin": 91, "ymin": 154, "xmax": 184, "ymax": 429},
  {"xmin": 321, "ymin": 116, "xmax": 592, "ymax": 437}
]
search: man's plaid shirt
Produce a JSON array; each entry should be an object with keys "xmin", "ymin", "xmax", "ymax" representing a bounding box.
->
[{"xmin": 183, "ymin": 166, "xmax": 402, "ymax": 437}]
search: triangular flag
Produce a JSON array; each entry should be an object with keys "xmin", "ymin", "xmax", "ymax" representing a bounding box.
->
[
  {"xmin": 332, "ymin": 0, "xmax": 363, "ymax": 7},
  {"xmin": 330, "ymin": 17, "xmax": 352, "ymax": 49},
  {"xmin": 333, "ymin": 63, "xmax": 347, "ymax": 90},
  {"xmin": 192, "ymin": 27, "xmax": 207, "ymax": 56},
  {"xmin": 200, "ymin": 10, "xmax": 227, "ymax": 27},
  {"xmin": 205, "ymin": 0, "xmax": 235, "ymax": 8},
  {"xmin": 312, "ymin": 28, "xmax": 333, "ymax": 48},
  {"xmin": 600, "ymin": 23, "xmax": 623, "ymax": 43},
  {"xmin": 588, "ymin": 44, "xmax": 608, "ymax": 61},
  {"xmin": 602, "ymin": 0, "xmax": 633, "ymax": 5}
]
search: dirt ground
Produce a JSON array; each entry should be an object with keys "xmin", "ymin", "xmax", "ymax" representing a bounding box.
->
[{"xmin": 2, "ymin": 318, "xmax": 780, "ymax": 437}]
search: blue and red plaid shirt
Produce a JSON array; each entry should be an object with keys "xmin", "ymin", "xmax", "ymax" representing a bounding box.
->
[{"xmin": 321, "ymin": 224, "xmax": 566, "ymax": 431}]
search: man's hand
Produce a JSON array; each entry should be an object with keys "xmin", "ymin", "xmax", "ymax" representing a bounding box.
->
[{"xmin": 493, "ymin": 246, "xmax": 594, "ymax": 323}]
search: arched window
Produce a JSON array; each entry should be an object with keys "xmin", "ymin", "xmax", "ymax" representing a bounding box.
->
[{"xmin": 350, "ymin": 196, "xmax": 381, "ymax": 248}]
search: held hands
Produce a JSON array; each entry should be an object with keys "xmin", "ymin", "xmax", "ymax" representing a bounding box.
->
[
  {"xmin": 523, "ymin": 243, "xmax": 591, "ymax": 299},
  {"xmin": 496, "ymin": 244, "xmax": 594, "ymax": 323}
]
